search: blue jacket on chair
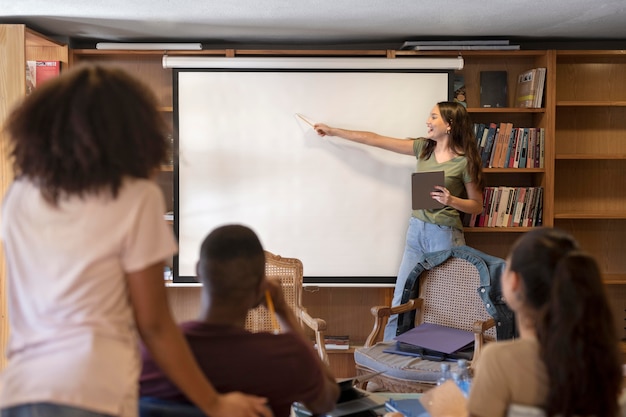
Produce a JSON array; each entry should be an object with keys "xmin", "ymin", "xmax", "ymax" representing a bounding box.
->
[{"xmin": 396, "ymin": 245, "xmax": 516, "ymax": 340}]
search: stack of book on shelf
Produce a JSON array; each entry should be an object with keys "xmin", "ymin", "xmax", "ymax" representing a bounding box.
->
[
  {"xmin": 315, "ymin": 335, "xmax": 350, "ymax": 350},
  {"xmin": 514, "ymin": 67, "xmax": 547, "ymax": 108},
  {"xmin": 474, "ymin": 122, "xmax": 545, "ymax": 169},
  {"xmin": 464, "ymin": 186, "xmax": 543, "ymax": 228},
  {"xmin": 400, "ymin": 39, "xmax": 520, "ymax": 51}
]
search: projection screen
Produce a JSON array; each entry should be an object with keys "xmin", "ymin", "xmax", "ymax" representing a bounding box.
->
[{"xmin": 172, "ymin": 57, "xmax": 456, "ymax": 284}]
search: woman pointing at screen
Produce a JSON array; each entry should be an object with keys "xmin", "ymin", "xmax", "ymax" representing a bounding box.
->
[{"xmin": 315, "ymin": 101, "xmax": 484, "ymax": 340}]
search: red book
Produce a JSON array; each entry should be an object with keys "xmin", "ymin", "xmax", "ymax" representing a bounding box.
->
[{"xmin": 27, "ymin": 60, "xmax": 61, "ymax": 89}]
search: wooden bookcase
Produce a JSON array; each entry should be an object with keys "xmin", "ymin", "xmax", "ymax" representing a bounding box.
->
[
  {"xmin": 554, "ymin": 51, "xmax": 626, "ymax": 343},
  {"xmin": 0, "ymin": 24, "xmax": 68, "ymax": 370}
]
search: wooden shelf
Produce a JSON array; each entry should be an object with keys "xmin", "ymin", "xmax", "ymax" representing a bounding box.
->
[
  {"xmin": 464, "ymin": 227, "xmax": 535, "ymax": 233},
  {"xmin": 554, "ymin": 211, "xmax": 626, "ymax": 219},
  {"xmin": 556, "ymin": 154, "xmax": 626, "ymax": 160},
  {"xmin": 604, "ymin": 275, "xmax": 626, "ymax": 285},
  {"xmin": 484, "ymin": 167, "xmax": 544, "ymax": 173},
  {"xmin": 467, "ymin": 107, "xmax": 546, "ymax": 113},
  {"xmin": 557, "ymin": 101, "xmax": 626, "ymax": 107}
]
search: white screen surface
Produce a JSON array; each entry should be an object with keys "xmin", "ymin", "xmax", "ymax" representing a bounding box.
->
[{"xmin": 176, "ymin": 68, "xmax": 450, "ymax": 281}]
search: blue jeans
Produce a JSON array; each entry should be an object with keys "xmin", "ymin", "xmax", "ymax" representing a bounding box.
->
[
  {"xmin": 0, "ymin": 403, "xmax": 114, "ymax": 417},
  {"xmin": 383, "ymin": 217, "xmax": 465, "ymax": 341}
]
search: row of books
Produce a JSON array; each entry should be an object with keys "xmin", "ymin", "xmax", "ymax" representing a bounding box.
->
[
  {"xmin": 475, "ymin": 123, "xmax": 545, "ymax": 169},
  {"xmin": 515, "ymin": 67, "xmax": 546, "ymax": 108},
  {"xmin": 464, "ymin": 186, "xmax": 543, "ymax": 228},
  {"xmin": 314, "ymin": 335, "xmax": 350, "ymax": 350}
]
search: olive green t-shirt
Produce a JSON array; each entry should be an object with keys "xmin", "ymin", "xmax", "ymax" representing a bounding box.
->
[{"xmin": 412, "ymin": 138, "xmax": 471, "ymax": 230}]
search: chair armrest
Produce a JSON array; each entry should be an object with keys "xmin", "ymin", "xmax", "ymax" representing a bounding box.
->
[
  {"xmin": 363, "ymin": 298, "xmax": 423, "ymax": 347},
  {"xmin": 471, "ymin": 317, "xmax": 496, "ymax": 362},
  {"xmin": 298, "ymin": 307, "xmax": 330, "ymax": 365}
]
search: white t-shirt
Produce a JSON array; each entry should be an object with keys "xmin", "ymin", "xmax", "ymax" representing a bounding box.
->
[{"xmin": 0, "ymin": 178, "xmax": 178, "ymax": 417}]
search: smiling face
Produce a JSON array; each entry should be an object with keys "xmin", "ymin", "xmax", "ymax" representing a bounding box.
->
[{"xmin": 425, "ymin": 105, "xmax": 451, "ymax": 141}]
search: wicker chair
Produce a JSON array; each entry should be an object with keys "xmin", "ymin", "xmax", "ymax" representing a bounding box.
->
[
  {"xmin": 353, "ymin": 255, "xmax": 497, "ymax": 393},
  {"xmin": 244, "ymin": 250, "xmax": 329, "ymax": 364}
]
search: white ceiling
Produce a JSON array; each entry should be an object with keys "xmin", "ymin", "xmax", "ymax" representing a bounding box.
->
[{"xmin": 2, "ymin": 0, "xmax": 626, "ymax": 47}]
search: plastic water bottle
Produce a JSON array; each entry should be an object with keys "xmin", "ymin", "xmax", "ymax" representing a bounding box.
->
[
  {"xmin": 453, "ymin": 359, "xmax": 472, "ymax": 396},
  {"xmin": 437, "ymin": 362, "xmax": 452, "ymax": 385}
]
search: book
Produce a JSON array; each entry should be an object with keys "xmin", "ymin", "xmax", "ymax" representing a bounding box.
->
[
  {"xmin": 481, "ymin": 123, "xmax": 498, "ymax": 167},
  {"xmin": 453, "ymin": 74, "xmax": 467, "ymax": 108},
  {"xmin": 478, "ymin": 187, "xmax": 493, "ymax": 227},
  {"xmin": 488, "ymin": 187, "xmax": 501, "ymax": 227},
  {"xmin": 490, "ymin": 122, "xmax": 508, "ymax": 168},
  {"xmin": 534, "ymin": 68, "xmax": 547, "ymax": 107},
  {"xmin": 495, "ymin": 187, "xmax": 511, "ymax": 227},
  {"xmin": 503, "ymin": 127, "xmax": 517, "ymax": 168},
  {"xmin": 518, "ymin": 128, "xmax": 529, "ymax": 168},
  {"xmin": 512, "ymin": 187, "xmax": 527, "ymax": 227},
  {"xmin": 514, "ymin": 68, "xmax": 546, "ymax": 108},
  {"xmin": 480, "ymin": 71, "xmax": 508, "ymax": 108},
  {"xmin": 316, "ymin": 335, "xmax": 350, "ymax": 350},
  {"xmin": 26, "ymin": 60, "xmax": 61, "ymax": 91},
  {"xmin": 539, "ymin": 127, "xmax": 546, "ymax": 168}
]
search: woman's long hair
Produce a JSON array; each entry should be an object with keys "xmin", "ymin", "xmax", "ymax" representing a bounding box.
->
[
  {"xmin": 509, "ymin": 228, "xmax": 622, "ymax": 417},
  {"xmin": 3, "ymin": 64, "xmax": 169, "ymax": 205},
  {"xmin": 420, "ymin": 101, "xmax": 484, "ymax": 190}
]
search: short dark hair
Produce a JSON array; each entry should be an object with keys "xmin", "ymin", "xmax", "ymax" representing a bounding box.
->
[
  {"xmin": 197, "ymin": 224, "xmax": 265, "ymax": 299},
  {"xmin": 3, "ymin": 64, "xmax": 169, "ymax": 205}
]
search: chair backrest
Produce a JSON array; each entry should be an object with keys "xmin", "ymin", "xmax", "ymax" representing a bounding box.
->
[
  {"xmin": 419, "ymin": 256, "xmax": 496, "ymax": 340},
  {"xmin": 244, "ymin": 250, "xmax": 303, "ymax": 332}
]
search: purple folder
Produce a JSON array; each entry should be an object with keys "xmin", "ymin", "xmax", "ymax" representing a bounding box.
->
[{"xmin": 394, "ymin": 322, "xmax": 474, "ymax": 354}]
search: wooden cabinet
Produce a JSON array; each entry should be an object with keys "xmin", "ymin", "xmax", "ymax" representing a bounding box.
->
[
  {"xmin": 0, "ymin": 24, "xmax": 68, "ymax": 370},
  {"xmin": 554, "ymin": 51, "xmax": 626, "ymax": 342}
]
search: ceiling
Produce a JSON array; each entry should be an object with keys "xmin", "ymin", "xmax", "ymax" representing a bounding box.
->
[{"xmin": 2, "ymin": 0, "xmax": 626, "ymax": 48}]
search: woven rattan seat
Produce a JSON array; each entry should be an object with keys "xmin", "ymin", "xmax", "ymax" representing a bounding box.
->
[{"xmin": 354, "ymin": 255, "xmax": 496, "ymax": 392}]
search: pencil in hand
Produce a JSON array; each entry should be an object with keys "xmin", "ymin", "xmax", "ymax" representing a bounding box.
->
[{"xmin": 265, "ymin": 290, "xmax": 281, "ymax": 334}]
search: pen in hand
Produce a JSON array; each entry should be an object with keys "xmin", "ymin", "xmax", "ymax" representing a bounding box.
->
[{"xmin": 265, "ymin": 290, "xmax": 281, "ymax": 334}]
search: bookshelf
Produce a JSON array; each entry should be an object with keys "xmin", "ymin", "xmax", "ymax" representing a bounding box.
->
[
  {"xmin": 395, "ymin": 50, "xmax": 555, "ymax": 259},
  {"xmin": 554, "ymin": 50, "xmax": 626, "ymax": 342},
  {"xmin": 0, "ymin": 24, "xmax": 68, "ymax": 370}
]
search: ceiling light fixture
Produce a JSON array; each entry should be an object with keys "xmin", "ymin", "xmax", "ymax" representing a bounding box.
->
[{"xmin": 96, "ymin": 42, "xmax": 202, "ymax": 50}]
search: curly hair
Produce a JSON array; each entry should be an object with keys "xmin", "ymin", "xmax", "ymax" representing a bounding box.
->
[
  {"xmin": 3, "ymin": 64, "xmax": 169, "ymax": 205},
  {"xmin": 419, "ymin": 101, "xmax": 484, "ymax": 190},
  {"xmin": 509, "ymin": 228, "xmax": 622, "ymax": 417}
]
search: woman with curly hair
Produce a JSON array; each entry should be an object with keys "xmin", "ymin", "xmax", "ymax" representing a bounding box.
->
[
  {"xmin": 314, "ymin": 101, "xmax": 484, "ymax": 340},
  {"xmin": 0, "ymin": 65, "xmax": 271, "ymax": 417}
]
